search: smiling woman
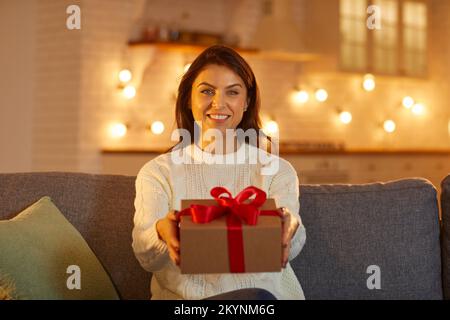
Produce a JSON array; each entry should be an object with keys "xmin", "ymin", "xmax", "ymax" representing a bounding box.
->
[{"xmin": 131, "ymin": 45, "xmax": 307, "ymax": 300}]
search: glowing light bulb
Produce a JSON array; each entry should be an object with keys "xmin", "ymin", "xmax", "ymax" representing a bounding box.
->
[
  {"xmin": 123, "ymin": 85, "xmax": 136, "ymax": 99},
  {"xmin": 293, "ymin": 90, "xmax": 309, "ymax": 104},
  {"xmin": 183, "ymin": 63, "xmax": 191, "ymax": 73},
  {"xmin": 151, "ymin": 121, "xmax": 165, "ymax": 135},
  {"xmin": 110, "ymin": 123, "xmax": 127, "ymax": 138},
  {"xmin": 363, "ymin": 74, "xmax": 376, "ymax": 92},
  {"xmin": 315, "ymin": 89, "xmax": 328, "ymax": 102},
  {"xmin": 339, "ymin": 111, "xmax": 352, "ymax": 124},
  {"xmin": 402, "ymin": 96, "xmax": 414, "ymax": 109},
  {"xmin": 411, "ymin": 103, "xmax": 425, "ymax": 115},
  {"xmin": 118, "ymin": 69, "xmax": 132, "ymax": 83},
  {"xmin": 383, "ymin": 120, "xmax": 396, "ymax": 133},
  {"xmin": 263, "ymin": 120, "xmax": 279, "ymax": 136}
]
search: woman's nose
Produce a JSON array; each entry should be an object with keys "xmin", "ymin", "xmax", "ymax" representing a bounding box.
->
[{"xmin": 212, "ymin": 92, "xmax": 226, "ymax": 108}]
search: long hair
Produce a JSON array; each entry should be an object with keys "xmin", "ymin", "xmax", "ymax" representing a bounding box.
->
[{"xmin": 168, "ymin": 45, "xmax": 270, "ymax": 152}]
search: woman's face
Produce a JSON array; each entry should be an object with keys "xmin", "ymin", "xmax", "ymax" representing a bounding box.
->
[{"xmin": 190, "ymin": 64, "xmax": 248, "ymax": 137}]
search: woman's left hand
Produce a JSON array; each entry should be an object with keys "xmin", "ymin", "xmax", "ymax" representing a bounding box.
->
[{"xmin": 278, "ymin": 207, "xmax": 300, "ymax": 268}]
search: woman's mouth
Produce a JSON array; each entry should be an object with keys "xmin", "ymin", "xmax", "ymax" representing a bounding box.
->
[{"xmin": 207, "ymin": 114, "xmax": 231, "ymax": 123}]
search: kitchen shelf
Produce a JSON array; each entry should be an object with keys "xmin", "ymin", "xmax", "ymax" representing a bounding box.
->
[
  {"xmin": 128, "ymin": 40, "xmax": 257, "ymax": 53},
  {"xmin": 127, "ymin": 40, "xmax": 320, "ymax": 62}
]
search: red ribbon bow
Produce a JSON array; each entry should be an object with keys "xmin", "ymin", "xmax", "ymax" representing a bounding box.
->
[{"xmin": 178, "ymin": 186, "xmax": 280, "ymax": 273}]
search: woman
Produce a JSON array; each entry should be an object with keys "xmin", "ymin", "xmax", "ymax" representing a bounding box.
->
[{"xmin": 132, "ymin": 45, "xmax": 306, "ymax": 300}]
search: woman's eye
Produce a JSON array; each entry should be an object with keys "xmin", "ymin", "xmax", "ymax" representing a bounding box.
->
[
  {"xmin": 201, "ymin": 89, "xmax": 214, "ymax": 95},
  {"xmin": 228, "ymin": 90, "xmax": 239, "ymax": 95}
]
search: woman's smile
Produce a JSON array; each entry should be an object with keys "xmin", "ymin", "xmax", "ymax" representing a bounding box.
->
[{"xmin": 206, "ymin": 113, "xmax": 231, "ymax": 122}]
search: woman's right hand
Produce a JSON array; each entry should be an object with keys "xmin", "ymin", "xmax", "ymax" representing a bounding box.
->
[{"xmin": 156, "ymin": 210, "xmax": 180, "ymax": 266}]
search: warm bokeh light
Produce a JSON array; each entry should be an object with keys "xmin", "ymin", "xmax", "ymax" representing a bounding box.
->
[
  {"xmin": 362, "ymin": 74, "xmax": 376, "ymax": 91},
  {"xmin": 184, "ymin": 63, "xmax": 191, "ymax": 73},
  {"xmin": 383, "ymin": 120, "xmax": 396, "ymax": 133},
  {"xmin": 151, "ymin": 121, "xmax": 165, "ymax": 135},
  {"xmin": 118, "ymin": 69, "xmax": 132, "ymax": 83},
  {"xmin": 402, "ymin": 96, "xmax": 414, "ymax": 109},
  {"xmin": 263, "ymin": 120, "xmax": 279, "ymax": 136},
  {"xmin": 293, "ymin": 90, "xmax": 309, "ymax": 104},
  {"xmin": 110, "ymin": 123, "xmax": 127, "ymax": 138},
  {"xmin": 411, "ymin": 103, "xmax": 425, "ymax": 115},
  {"xmin": 315, "ymin": 89, "xmax": 328, "ymax": 102},
  {"xmin": 123, "ymin": 85, "xmax": 136, "ymax": 99},
  {"xmin": 339, "ymin": 111, "xmax": 352, "ymax": 124}
]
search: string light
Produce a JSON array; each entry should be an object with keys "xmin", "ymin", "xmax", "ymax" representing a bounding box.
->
[
  {"xmin": 383, "ymin": 120, "xmax": 396, "ymax": 133},
  {"xmin": 411, "ymin": 103, "xmax": 425, "ymax": 116},
  {"xmin": 292, "ymin": 89, "xmax": 309, "ymax": 104},
  {"xmin": 263, "ymin": 120, "xmax": 279, "ymax": 136},
  {"xmin": 315, "ymin": 89, "xmax": 328, "ymax": 102},
  {"xmin": 110, "ymin": 123, "xmax": 127, "ymax": 138},
  {"xmin": 151, "ymin": 121, "xmax": 165, "ymax": 135},
  {"xmin": 402, "ymin": 96, "xmax": 414, "ymax": 109},
  {"xmin": 339, "ymin": 111, "xmax": 352, "ymax": 124},
  {"xmin": 362, "ymin": 74, "xmax": 376, "ymax": 92},
  {"xmin": 118, "ymin": 69, "xmax": 132, "ymax": 83},
  {"xmin": 123, "ymin": 85, "xmax": 136, "ymax": 99}
]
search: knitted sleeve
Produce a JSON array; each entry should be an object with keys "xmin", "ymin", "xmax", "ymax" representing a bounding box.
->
[
  {"xmin": 268, "ymin": 158, "xmax": 306, "ymax": 261},
  {"xmin": 132, "ymin": 159, "xmax": 173, "ymax": 272}
]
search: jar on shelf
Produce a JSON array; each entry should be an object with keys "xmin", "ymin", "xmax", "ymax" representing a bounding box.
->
[
  {"xmin": 158, "ymin": 21, "xmax": 170, "ymax": 42},
  {"xmin": 143, "ymin": 19, "xmax": 158, "ymax": 42},
  {"xmin": 169, "ymin": 21, "xmax": 180, "ymax": 42}
]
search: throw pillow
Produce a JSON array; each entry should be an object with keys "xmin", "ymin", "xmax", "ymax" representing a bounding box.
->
[
  {"xmin": 0, "ymin": 274, "xmax": 17, "ymax": 300},
  {"xmin": 0, "ymin": 196, "xmax": 119, "ymax": 299}
]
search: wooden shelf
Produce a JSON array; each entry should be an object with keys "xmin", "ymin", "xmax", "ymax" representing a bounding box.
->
[
  {"xmin": 127, "ymin": 40, "xmax": 320, "ymax": 62},
  {"xmin": 128, "ymin": 40, "xmax": 258, "ymax": 54}
]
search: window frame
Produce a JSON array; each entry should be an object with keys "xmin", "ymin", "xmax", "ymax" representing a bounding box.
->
[{"xmin": 338, "ymin": 0, "xmax": 429, "ymax": 78}]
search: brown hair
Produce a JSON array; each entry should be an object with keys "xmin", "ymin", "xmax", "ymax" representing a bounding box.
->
[{"xmin": 168, "ymin": 44, "xmax": 269, "ymax": 151}]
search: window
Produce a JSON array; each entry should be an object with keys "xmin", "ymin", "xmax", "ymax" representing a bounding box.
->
[
  {"xmin": 340, "ymin": 0, "xmax": 368, "ymax": 71},
  {"xmin": 373, "ymin": 0, "xmax": 398, "ymax": 74},
  {"xmin": 402, "ymin": 1, "xmax": 427, "ymax": 75},
  {"xmin": 339, "ymin": 0, "xmax": 428, "ymax": 77}
]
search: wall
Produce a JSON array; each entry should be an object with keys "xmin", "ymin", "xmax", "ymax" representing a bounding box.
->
[
  {"xmin": 32, "ymin": 0, "xmax": 82, "ymax": 171},
  {"xmin": 1, "ymin": 0, "xmax": 450, "ymax": 185},
  {"xmin": 110, "ymin": 0, "xmax": 450, "ymax": 152},
  {"xmin": 0, "ymin": 0, "xmax": 35, "ymax": 172}
]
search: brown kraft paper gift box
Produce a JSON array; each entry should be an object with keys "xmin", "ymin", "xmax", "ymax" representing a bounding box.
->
[{"xmin": 179, "ymin": 198, "xmax": 281, "ymax": 274}]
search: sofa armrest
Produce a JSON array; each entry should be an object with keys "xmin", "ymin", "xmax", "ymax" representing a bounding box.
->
[{"xmin": 441, "ymin": 175, "xmax": 450, "ymax": 299}]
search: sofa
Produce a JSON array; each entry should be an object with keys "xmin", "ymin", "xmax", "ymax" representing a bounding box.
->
[{"xmin": 0, "ymin": 172, "xmax": 448, "ymax": 300}]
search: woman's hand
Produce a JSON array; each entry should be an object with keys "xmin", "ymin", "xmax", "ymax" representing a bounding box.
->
[
  {"xmin": 279, "ymin": 207, "xmax": 300, "ymax": 268},
  {"xmin": 156, "ymin": 210, "xmax": 180, "ymax": 266}
]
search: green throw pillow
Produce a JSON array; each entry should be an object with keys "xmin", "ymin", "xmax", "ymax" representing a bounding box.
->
[{"xmin": 0, "ymin": 196, "xmax": 119, "ymax": 300}]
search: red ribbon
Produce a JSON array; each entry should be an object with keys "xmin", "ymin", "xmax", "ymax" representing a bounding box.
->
[{"xmin": 177, "ymin": 186, "xmax": 280, "ymax": 273}]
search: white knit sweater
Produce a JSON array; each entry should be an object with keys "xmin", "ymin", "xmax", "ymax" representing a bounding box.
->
[{"xmin": 132, "ymin": 142, "xmax": 307, "ymax": 300}]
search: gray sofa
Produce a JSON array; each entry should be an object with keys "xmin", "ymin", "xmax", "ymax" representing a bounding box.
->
[{"xmin": 0, "ymin": 172, "xmax": 448, "ymax": 300}]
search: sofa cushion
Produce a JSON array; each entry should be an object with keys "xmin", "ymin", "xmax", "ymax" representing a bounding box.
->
[
  {"xmin": 291, "ymin": 178, "xmax": 442, "ymax": 299},
  {"xmin": 0, "ymin": 196, "xmax": 119, "ymax": 299},
  {"xmin": 441, "ymin": 175, "xmax": 450, "ymax": 299},
  {"xmin": 0, "ymin": 172, "xmax": 150, "ymax": 299}
]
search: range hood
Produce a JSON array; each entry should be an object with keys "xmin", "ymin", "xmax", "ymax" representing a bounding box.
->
[{"xmin": 251, "ymin": 0, "xmax": 314, "ymax": 61}]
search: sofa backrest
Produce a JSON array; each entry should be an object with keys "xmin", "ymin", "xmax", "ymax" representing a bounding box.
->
[
  {"xmin": 441, "ymin": 175, "xmax": 450, "ymax": 299},
  {"xmin": 0, "ymin": 173, "xmax": 444, "ymax": 300},
  {"xmin": 0, "ymin": 172, "xmax": 149, "ymax": 300},
  {"xmin": 292, "ymin": 178, "xmax": 443, "ymax": 299}
]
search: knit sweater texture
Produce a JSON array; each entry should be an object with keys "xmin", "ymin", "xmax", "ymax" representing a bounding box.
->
[{"xmin": 132, "ymin": 142, "xmax": 307, "ymax": 299}]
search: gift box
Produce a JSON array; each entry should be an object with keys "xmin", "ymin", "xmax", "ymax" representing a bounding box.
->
[{"xmin": 178, "ymin": 186, "xmax": 282, "ymax": 274}]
